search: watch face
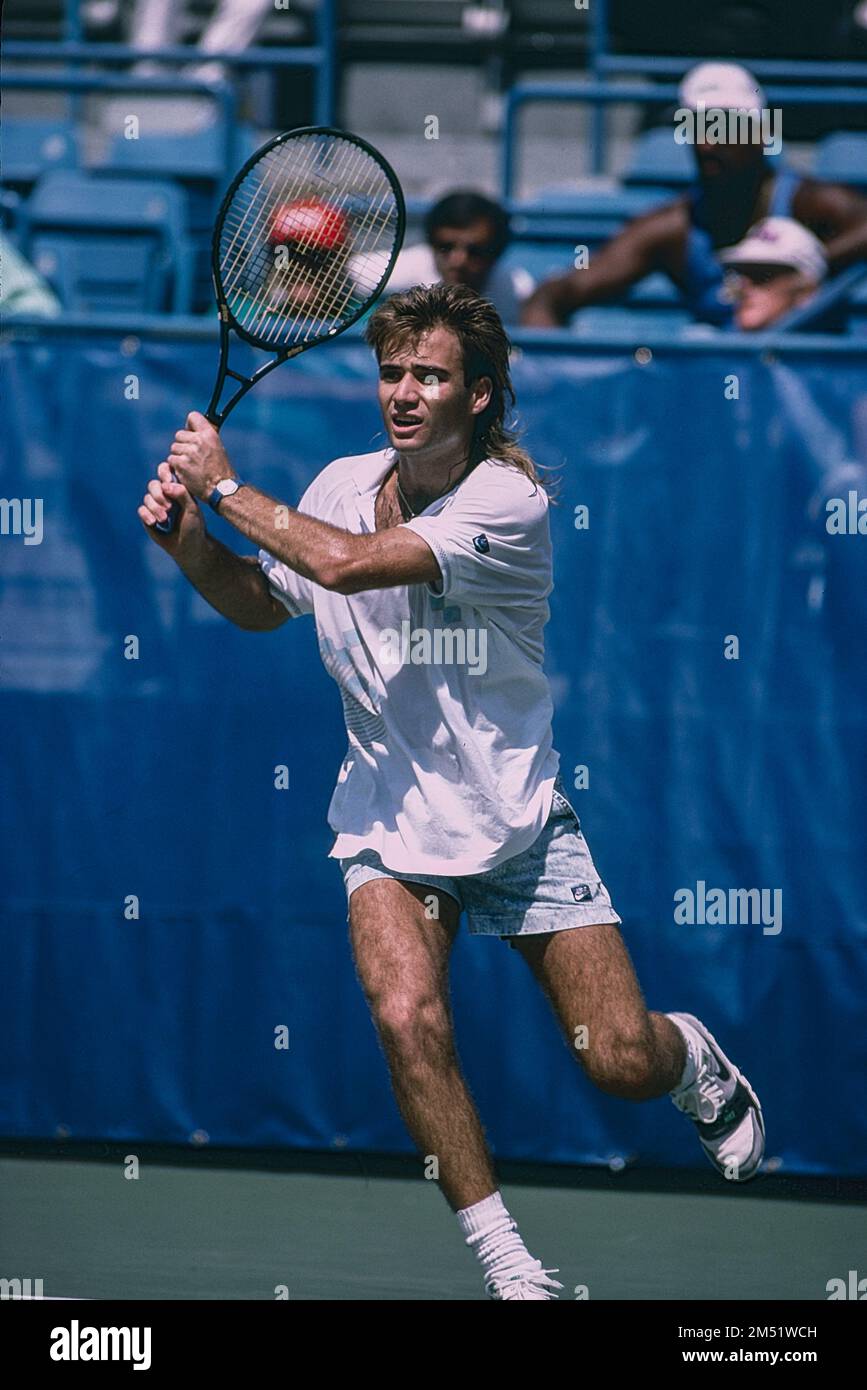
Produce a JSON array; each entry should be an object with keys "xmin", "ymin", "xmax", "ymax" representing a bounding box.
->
[{"xmin": 218, "ymin": 480, "xmax": 238, "ymax": 497}]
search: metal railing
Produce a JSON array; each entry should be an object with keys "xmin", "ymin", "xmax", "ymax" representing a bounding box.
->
[
  {"xmin": 1, "ymin": 70, "xmax": 240, "ymax": 174},
  {"xmin": 2, "ymin": 312, "xmax": 865, "ymax": 355},
  {"xmin": 3, "ymin": 0, "xmax": 337, "ymax": 141},
  {"xmin": 502, "ymin": 79, "xmax": 867, "ymax": 197}
]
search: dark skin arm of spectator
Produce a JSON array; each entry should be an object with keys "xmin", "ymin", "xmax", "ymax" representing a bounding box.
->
[
  {"xmin": 792, "ymin": 179, "xmax": 867, "ymax": 273},
  {"xmin": 520, "ymin": 203, "xmax": 687, "ymax": 327}
]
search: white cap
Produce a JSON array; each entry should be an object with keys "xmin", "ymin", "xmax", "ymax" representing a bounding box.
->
[
  {"xmin": 719, "ymin": 217, "xmax": 827, "ymax": 282},
  {"xmin": 679, "ymin": 61, "xmax": 765, "ymax": 112}
]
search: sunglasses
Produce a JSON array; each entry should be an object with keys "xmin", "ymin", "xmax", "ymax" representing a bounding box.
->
[
  {"xmin": 727, "ymin": 265, "xmax": 794, "ymax": 287},
  {"xmin": 432, "ymin": 239, "xmax": 498, "ymax": 259}
]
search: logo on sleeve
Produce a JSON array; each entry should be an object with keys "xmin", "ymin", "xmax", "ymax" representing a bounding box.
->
[
  {"xmin": 472, "ymin": 533, "xmax": 490, "ymax": 554},
  {"xmin": 570, "ymin": 884, "xmax": 594, "ymax": 903}
]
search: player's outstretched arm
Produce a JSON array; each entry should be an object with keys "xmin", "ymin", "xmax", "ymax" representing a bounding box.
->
[
  {"xmin": 138, "ymin": 462, "xmax": 289, "ymax": 631},
  {"xmin": 163, "ymin": 413, "xmax": 442, "ymax": 595}
]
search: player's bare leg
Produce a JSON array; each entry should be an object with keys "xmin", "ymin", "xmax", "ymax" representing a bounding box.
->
[
  {"xmin": 349, "ymin": 879, "xmax": 562, "ymax": 1297},
  {"xmin": 513, "ymin": 924, "xmax": 765, "ymax": 1178},
  {"xmin": 349, "ymin": 878, "xmax": 494, "ymax": 1209},
  {"xmin": 511, "ymin": 923, "xmax": 685, "ymax": 1097}
]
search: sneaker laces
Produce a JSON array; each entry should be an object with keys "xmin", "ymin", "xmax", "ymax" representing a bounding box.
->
[
  {"xmin": 486, "ymin": 1259, "xmax": 564, "ymax": 1300},
  {"xmin": 671, "ymin": 1055, "xmax": 727, "ymax": 1123}
]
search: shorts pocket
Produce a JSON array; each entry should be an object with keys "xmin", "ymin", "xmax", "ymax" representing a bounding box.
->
[{"xmin": 551, "ymin": 783, "xmax": 581, "ymax": 828}]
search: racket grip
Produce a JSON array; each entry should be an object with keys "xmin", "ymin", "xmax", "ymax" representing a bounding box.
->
[{"xmin": 154, "ymin": 469, "xmax": 180, "ymax": 534}]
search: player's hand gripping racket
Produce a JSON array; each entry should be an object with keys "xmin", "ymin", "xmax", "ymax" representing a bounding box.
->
[{"xmin": 155, "ymin": 125, "xmax": 405, "ymax": 533}]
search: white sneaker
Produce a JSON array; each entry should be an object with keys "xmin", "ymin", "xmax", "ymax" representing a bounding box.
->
[
  {"xmin": 668, "ymin": 1012, "xmax": 765, "ymax": 1181},
  {"xmin": 486, "ymin": 1259, "xmax": 563, "ymax": 1300}
]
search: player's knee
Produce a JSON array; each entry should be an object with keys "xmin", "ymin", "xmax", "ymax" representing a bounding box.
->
[{"xmin": 374, "ymin": 993, "xmax": 453, "ymax": 1065}]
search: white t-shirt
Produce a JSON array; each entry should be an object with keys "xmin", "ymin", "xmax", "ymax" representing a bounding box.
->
[
  {"xmin": 259, "ymin": 448, "xmax": 560, "ymax": 875},
  {"xmin": 385, "ymin": 243, "xmax": 535, "ymax": 324}
]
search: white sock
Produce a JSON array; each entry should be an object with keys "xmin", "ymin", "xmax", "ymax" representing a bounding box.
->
[
  {"xmin": 457, "ymin": 1190, "xmax": 533, "ymax": 1280},
  {"xmin": 666, "ymin": 1014, "xmax": 698, "ymax": 1091}
]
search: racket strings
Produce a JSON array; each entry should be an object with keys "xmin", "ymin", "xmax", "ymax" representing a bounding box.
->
[
  {"xmin": 224, "ymin": 138, "xmax": 358, "ymax": 332},
  {"xmin": 253, "ymin": 139, "xmax": 379, "ymax": 342},
  {"xmin": 220, "ymin": 137, "xmax": 340, "ymax": 285},
  {"xmin": 294, "ymin": 165, "xmax": 394, "ymax": 344},
  {"xmin": 217, "ymin": 133, "xmax": 401, "ymax": 347},
  {"xmin": 265, "ymin": 147, "xmax": 396, "ymax": 342}
]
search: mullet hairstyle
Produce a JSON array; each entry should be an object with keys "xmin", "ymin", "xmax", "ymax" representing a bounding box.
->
[{"xmin": 365, "ymin": 282, "xmax": 559, "ymax": 498}]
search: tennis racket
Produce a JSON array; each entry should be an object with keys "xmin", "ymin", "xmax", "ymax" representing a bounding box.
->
[{"xmin": 155, "ymin": 125, "xmax": 405, "ymax": 533}]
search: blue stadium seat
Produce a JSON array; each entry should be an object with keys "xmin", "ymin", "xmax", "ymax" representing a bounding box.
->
[
  {"xmin": 625, "ymin": 274, "xmax": 681, "ymax": 307},
  {"xmin": 568, "ymin": 305, "xmax": 692, "ymax": 337},
  {"xmin": 502, "ymin": 244, "xmax": 681, "ymax": 309},
  {"xmin": 0, "ymin": 117, "xmax": 79, "ymax": 188},
  {"xmin": 623, "ymin": 127, "xmax": 695, "ymax": 188},
  {"xmin": 519, "ymin": 185, "xmax": 673, "ymax": 215},
  {"xmin": 499, "ymin": 240, "xmax": 575, "ymax": 285},
  {"xmin": 20, "ymin": 170, "xmax": 194, "ymax": 313},
  {"xmin": 89, "ymin": 122, "xmax": 258, "ymax": 313},
  {"xmin": 814, "ymin": 132, "xmax": 867, "ymax": 190},
  {"xmin": 511, "ymin": 186, "xmax": 675, "ymax": 249},
  {"xmin": 98, "ymin": 122, "xmax": 228, "ymax": 182}
]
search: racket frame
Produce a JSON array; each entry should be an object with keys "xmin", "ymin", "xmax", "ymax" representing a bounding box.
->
[{"xmin": 155, "ymin": 124, "xmax": 405, "ymax": 530}]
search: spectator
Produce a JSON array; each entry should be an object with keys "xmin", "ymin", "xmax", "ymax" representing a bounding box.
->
[
  {"xmin": 719, "ymin": 216, "xmax": 827, "ymax": 329},
  {"xmin": 386, "ymin": 191, "xmax": 534, "ymax": 324},
  {"xmin": 129, "ymin": 0, "xmax": 273, "ymax": 84},
  {"xmin": 0, "ymin": 235, "xmax": 61, "ymax": 317},
  {"xmin": 522, "ymin": 61, "xmax": 867, "ymax": 328}
]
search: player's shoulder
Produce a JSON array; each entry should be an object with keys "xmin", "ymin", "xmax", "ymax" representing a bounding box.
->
[
  {"xmin": 299, "ymin": 449, "xmax": 390, "ymax": 509},
  {"xmin": 461, "ymin": 457, "xmax": 550, "ymax": 519}
]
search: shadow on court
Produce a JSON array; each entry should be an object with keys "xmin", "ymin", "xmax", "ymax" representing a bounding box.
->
[{"xmin": 1, "ymin": 1142, "xmax": 864, "ymax": 1300}]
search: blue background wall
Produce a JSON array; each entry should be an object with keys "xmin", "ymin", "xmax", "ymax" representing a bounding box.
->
[{"xmin": 1, "ymin": 333, "xmax": 865, "ymax": 1174}]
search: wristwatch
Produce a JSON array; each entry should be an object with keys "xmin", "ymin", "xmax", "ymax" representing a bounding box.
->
[{"xmin": 208, "ymin": 477, "xmax": 246, "ymax": 511}]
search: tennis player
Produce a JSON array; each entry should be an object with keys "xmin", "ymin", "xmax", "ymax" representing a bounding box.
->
[{"xmin": 138, "ymin": 283, "xmax": 765, "ymax": 1301}]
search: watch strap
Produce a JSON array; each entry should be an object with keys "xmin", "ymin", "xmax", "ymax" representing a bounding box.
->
[{"xmin": 208, "ymin": 478, "xmax": 245, "ymax": 511}]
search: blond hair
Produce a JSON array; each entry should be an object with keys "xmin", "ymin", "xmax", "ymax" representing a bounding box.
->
[{"xmin": 365, "ymin": 282, "xmax": 559, "ymax": 498}]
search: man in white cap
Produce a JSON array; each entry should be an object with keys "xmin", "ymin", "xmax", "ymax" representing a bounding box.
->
[
  {"xmin": 523, "ymin": 60, "xmax": 867, "ymax": 328},
  {"xmin": 720, "ymin": 216, "xmax": 828, "ymax": 330}
]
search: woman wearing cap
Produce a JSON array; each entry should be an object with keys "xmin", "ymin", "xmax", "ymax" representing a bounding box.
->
[{"xmin": 720, "ymin": 217, "xmax": 827, "ymax": 330}]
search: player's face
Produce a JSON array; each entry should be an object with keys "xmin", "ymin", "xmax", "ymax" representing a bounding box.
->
[
  {"xmin": 729, "ymin": 264, "xmax": 814, "ymax": 330},
  {"xmin": 378, "ymin": 326, "xmax": 491, "ymax": 458},
  {"xmin": 429, "ymin": 219, "xmax": 500, "ymax": 292}
]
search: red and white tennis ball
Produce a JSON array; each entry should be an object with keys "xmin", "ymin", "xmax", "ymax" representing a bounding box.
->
[{"xmin": 267, "ymin": 199, "xmax": 348, "ymax": 250}]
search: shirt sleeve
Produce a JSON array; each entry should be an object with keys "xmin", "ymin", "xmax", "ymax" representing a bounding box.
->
[
  {"xmin": 257, "ymin": 474, "xmax": 322, "ymax": 618},
  {"xmin": 401, "ymin": 465, "xmax": 552, "ymax": 610},
  {"xmin": 257, "ymin": 549, "xmax": 315, "ymax": 617}
]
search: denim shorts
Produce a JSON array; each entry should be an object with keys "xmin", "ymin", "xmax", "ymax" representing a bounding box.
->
[{"xmin": 338, "ymin": 778, "xmax": 622, "ymax": 944}]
